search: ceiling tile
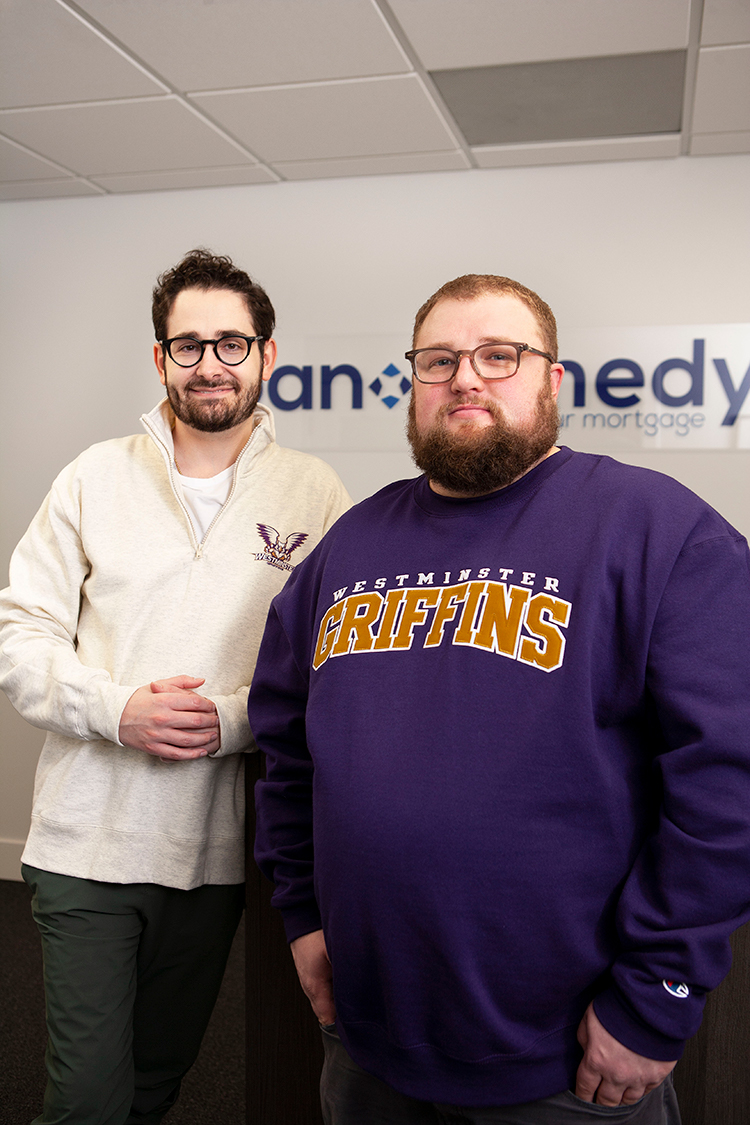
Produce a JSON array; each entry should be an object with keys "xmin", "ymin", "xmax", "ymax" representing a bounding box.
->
[
  {"xmin": 1, "ymin": 0, "xmax": 736, "ymax": 199},
  {"xmin": 473, "ymin": 134, "xmax": 681, "ymax": 168},
  {"xmin": 191, "ymin": 76, "xmax": 458, "ymax": 162},
  {"xmin": 690, "ymin": 130, "xmax": 750, "ymax": 155},
  {"xmin": 692, "ymin": 45, "xmax": 750, "ymax": 133},
  {"xmin": 701, "ymin": 0, "xmax": 750, "ymax": 46},
  {"xmin": 89, "ymin": 165, "xmax": 277, "ymax": 193},
  {"xmin": 431, "ymin": 53, "xmax": 686, "ymax": 145},
  {"xmin": 388, "ymin": 0, "xmax": 690, "ymax": 69},
  {"xmin": 273, "ymin": 150, "xmax": 470, "ymax": 180},
  {"xmin": 0, "ymin": 0, "xmax": 163, "ymax": 108},
  {"xmin": 75, "ymin": 0, "xmax": 409, "ymax": 90},
  {"xmin": 0, "ymin": 178, "xmax": 102, "ymax": 201},
  {"xmin": 0, "ymin": 136, "xmax": 71, "ymax": 182},
  {"xmin": 0, "ymin": 98, "xmax": 258, "ymax": 176}
]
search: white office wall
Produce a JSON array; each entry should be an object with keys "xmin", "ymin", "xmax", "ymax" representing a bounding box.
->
[{"xmin": 1, "ymin": 154, "xmax": 748, "ymax": 877}]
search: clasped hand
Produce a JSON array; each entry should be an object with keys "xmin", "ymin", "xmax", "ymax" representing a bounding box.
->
[{"xmin": 119, "ymin": 675, "xmax": 220, "ymax": 760}]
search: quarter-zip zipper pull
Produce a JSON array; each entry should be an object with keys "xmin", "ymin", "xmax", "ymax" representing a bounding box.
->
[{"xmin": 195, "ymin": 543, "xmax": 204, "ymax": 560}]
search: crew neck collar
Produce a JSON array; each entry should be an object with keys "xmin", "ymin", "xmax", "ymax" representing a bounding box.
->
[{"xmin": 413, "ymin": 446, "xmax": 573, "ymax": 516}]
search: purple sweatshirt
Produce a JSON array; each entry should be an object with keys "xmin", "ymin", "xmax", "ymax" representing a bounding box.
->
[{"xmin": 250, "ymin": 448, "xmax": 750, "ymax": 1106}]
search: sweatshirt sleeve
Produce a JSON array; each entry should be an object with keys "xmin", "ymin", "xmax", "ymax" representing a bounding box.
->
[
  {"xmin": 207, "ymin": 686, "xmax": 255, "ymax": 757},
  {"xmin": 249, "ymin": 574, "xmax": 323, "ymax": 943},
  {"xmin": 0, "ymin": 473, "xmax": 135, "ymax": 745},
  {"xmin": 594, "ymin": 530, "xmax": 750, "ymax": 1059}
]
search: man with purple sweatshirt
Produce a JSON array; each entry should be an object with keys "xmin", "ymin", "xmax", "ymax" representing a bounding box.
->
[{"xmin": 248, "ymin": 275, "xmax": 750, "ymax": 1124}]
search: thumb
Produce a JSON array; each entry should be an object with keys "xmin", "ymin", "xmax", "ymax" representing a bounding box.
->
[{"xmin": 151, "ymin": 675, "xmax": 206, "ymax": 694}]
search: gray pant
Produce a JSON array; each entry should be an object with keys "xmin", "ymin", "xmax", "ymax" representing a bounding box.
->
[
  {"xmin": 320, "ymin": 1026, "xmax": 682, "ymax": 1125},
  {"xmin": 23, "ymin": 865, "xmax": 244, "ymax": 1125}
]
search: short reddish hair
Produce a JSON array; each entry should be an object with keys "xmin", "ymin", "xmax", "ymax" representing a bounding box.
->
[{"xmin": 412, "ymin": 274, "xmax": 558, "ymax": 360}]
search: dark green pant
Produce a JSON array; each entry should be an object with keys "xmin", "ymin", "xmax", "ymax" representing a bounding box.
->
[{"xmin": 22, "ymin": 865, "xmax": 244, "ymax": 1125}]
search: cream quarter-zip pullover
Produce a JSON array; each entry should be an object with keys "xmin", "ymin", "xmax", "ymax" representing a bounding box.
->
[{"xmin": 0, "ymin": 400, "xmax": 350, "ymax": 888}]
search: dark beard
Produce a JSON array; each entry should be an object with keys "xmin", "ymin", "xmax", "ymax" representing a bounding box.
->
[
  {"xmin": 407, "ymin": 382, "xmax": 560, "ymax": 496},
  {"xmin": 165, "ymin": 370, "xmax": 262, "ymax": 433}
]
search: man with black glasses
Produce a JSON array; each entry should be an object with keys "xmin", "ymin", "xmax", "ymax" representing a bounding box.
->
[
  {"xmin": 250, "ymin": 274, "xmax": 750, "ymax": 1124},
  {"xmin": 0, "ymin": 249, "xmax": 349, "ymax": 1125}
]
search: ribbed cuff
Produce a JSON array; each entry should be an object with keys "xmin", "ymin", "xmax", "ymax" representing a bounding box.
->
[
  {"xmin": 211, "ymin": 689, "xmax": 255, "ymax": 756},
  {"xmin": 593, "ymin": 988, "xmax": 685, "ymax": 1061},
  {"xmin": 281, "ymin": 902, "xmax": 323, "ymax": 944},
  {"xmin": 90, "ymin": 679, "xmax": 141, "ymax": 745}
]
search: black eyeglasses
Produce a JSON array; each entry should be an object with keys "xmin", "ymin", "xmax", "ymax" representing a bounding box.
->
[
  {"xmin": 405, "ymin": 342, "xmax": 555, "ymax": 384},
  {"xmin": 162, "ymin": 335, "xmax": 263, "ymax": 367}
]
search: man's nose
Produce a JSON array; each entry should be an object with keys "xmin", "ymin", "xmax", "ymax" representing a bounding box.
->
[
  {"xmin": 451, "ymin": 353, "xmax": 485, "ymax": 391},
  {"xmin": 194, "ymin": 343, "xmax": 226, "ymax": 375}
]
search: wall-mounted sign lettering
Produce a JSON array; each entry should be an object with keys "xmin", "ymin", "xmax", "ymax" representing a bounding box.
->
[{"xmin": 264, "ymin": 327, "xmax": 750, "ymax": 454}]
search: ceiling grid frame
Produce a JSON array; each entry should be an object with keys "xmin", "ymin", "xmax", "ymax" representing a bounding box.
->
[
  {"xmin": 0, "ymin": 0, "xmax": 746, "ymax": 201},
  {"xmin": 679, "ymin": 0, "xmax": 707, "ymax": 154},
  {"xmin": 48, "ymin": 0, "xmax": 283, "ymax": 182},
  {"xmin": 372, "ymin": 0, "xmax": 476, "ymax": 167}
]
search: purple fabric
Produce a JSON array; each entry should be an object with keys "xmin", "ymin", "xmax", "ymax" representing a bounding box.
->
[{"xmin": 250, "ymin": 449, "xmax": 750, "ymax": 1106}]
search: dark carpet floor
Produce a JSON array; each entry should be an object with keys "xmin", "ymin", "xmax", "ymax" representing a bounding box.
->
[{"xmin": 0, "ymin": 878, "xmax": 245, "ymax": 1125}]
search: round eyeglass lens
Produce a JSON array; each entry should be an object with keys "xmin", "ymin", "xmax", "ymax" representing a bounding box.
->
[
  {"xmin": 169, "ymin": 338, "xmax": 204, "ymax": 366},
  {"xmin": 215, "ymin": 337, "xmax": 250, "ymax": 364}
]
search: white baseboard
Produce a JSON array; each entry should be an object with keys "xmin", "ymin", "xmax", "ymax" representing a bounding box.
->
[{"xmin": 0, "ymin": 838, "xmax": 25, "ymax": 881}]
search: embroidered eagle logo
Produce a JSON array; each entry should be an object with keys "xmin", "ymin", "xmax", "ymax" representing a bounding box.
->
[{"xmin": 256, "ymin": 524, "xmax": 308, "ymax": 565}]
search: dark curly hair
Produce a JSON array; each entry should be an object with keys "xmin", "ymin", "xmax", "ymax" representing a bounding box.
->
[{"xmin": 152, "ymin": 248, "xmax": 275, "ymax": 342}]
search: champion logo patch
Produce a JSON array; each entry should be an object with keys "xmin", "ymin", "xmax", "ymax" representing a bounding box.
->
[{"xmin": 662, "ymin": 980, "xmax": 690, "ymax": 999}]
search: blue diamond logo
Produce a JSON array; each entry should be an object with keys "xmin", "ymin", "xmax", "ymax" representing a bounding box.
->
[{"xmin": 369, "ymin": 363, "xmax": 410, "ymax": 408}]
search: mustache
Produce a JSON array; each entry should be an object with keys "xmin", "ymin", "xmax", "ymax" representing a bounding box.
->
[
  {"xmin": 443, "ymin": 395, "xmax": 502, "ymax": 417},
  {"xmin": 184, "ymin": 378, "xmax": 239, "ymax": 391}
]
